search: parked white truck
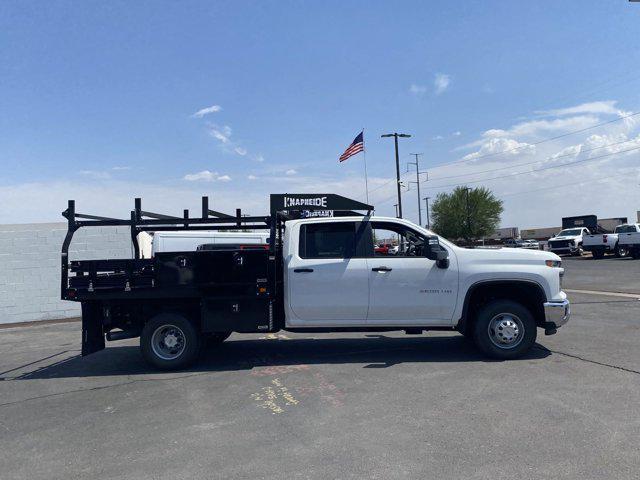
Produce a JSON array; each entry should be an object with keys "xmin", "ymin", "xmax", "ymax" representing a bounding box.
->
[
  {"xmin": 616, "ymin": 224, "xmax": 640, "ymax": 259},
  {"xmin": 548, "ymin": 215, "xmax": 627, "ymax": 256},
  {"xmin": 547, "ymin": 227, "xmax": 590, "ymax": 256},
  {"xmin": 583, "ymin": 224, "xmax": 639, "ymax": 259},
  {"xmin": 62, "ymin": 194, "xmax": 571, "ymax": 370}
]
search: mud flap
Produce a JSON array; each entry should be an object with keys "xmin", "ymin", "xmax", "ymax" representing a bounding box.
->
[{"xmin": 81, "ymin": 301, "xmax": 105, "ymax": 356}]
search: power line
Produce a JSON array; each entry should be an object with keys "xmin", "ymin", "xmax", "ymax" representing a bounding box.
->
[
  {"xmin": 423, "ymin": 145, "xmax": 640, "ymax": 190},
  {"xmin": 428, "ymin": 110, "xmax": 640, "ymax": 170},
  {"xmin": 500, "ymin": 169, "xmax": 636, "ymax": 198},
  {"xmin": 376, "ymin": 166, "xmax": 637, "ymax": 211},
  {"xmin": 425, "ymin": 136, "xmax": 640, "ymax": 183}
]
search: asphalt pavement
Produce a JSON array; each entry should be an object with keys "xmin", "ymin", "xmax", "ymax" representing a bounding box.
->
[{"xmin": 1, "ymin": 257, "xmax": 639, "ymax": 480}]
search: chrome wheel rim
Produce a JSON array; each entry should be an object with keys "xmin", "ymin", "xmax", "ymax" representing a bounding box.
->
[
  {"xmin": 487, "ymin": 313, "xmax": 524, "ymax": 349},
  {"xmin": 151, "ymin": 324, "xmax": 186, "ymax": 360}
]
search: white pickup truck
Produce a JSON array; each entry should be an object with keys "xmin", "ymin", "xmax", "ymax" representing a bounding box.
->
[
  {"xmin": 583, "ymin": 224, "xmax": 639, "ymax": 259},
  {"xmin": 547, "ymin": 227, "xmax": 590, "ymax": 256},
  {"xmin": 616, "ymin": 224, "xmax": 640, "ymax": 259},
  {"xmin": 63, "ymin": 194, "xmax": 571, "ymax": 369}
]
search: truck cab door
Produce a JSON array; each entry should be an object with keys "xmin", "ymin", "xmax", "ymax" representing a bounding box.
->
[
  {"xmin": 366, "ymin": 221, "xmax": 458, "ymax": 325},
  {"xmin": 285, "ymin": 220, "xmax": 370, "ymax": 327}
]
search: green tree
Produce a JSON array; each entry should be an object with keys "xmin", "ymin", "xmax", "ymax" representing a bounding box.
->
[{"xmin": 431, "ymin": 186, "xmax": 503, "ymax": 243}]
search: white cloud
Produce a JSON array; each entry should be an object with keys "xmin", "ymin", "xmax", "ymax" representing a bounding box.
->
[
  {"xmin": 285, "ymin": 169, "xmax": 297, "ymax": 176},
  {"xmin": 434, "ymin": 73, "xmax": 451, "ymax": 95},
  {"xmin": 472, "ymin": 115, "xmax": 601, "ymax": 141},
  {"xmin": 191, "ymin": 105, "xmax": 222, "ymax": 118},
  {"xmin": 423, "ymin": 99, "xmax": 640, "ymax": 228},
  {"xmin": 183, "ymin": 170, "xmax": 232, "ymax": 182},
  {"xmin": 206, "ymin": 124, "xmax": 253, "ymax": 158},
  {"xmin": 409, "ymin": 84, "xmax": 428, "ymax": 96},
  {"xmin": 452, "ymin": 131, "xmax": 461, "ymax": 137},
  {"xmin": 254, "ymin": 154, "xmax": 265, "ymax": 162},
  {"xmin": 112, "ymin": 166, "xmax": 132, "ymax": 171},
  {"xmin": 183, "ymin": 170, "xmax": 217, "ymax": 182},
  {"xmin": 535, "ymin": 101, "xmax": 618, "ymax": 117},
  {"xmin": 432, "ymin": 135, "xmax": 444, "ymax": 141},
  {"xmin": 462, "ymin": 137, "xmax": 536, "ymax": 161},
  {"xmin": 247, "ymin": 175, "xmax": 258, "ymax": 180},
  {"xmin": 209, "ymin": 125, "xmax": 232, "ymax": 144}
]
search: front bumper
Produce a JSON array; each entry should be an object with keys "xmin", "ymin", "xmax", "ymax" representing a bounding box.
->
[
  {"xmin": 549, "ymin": 245, "xmax": 578, "ymax": 254},
  {"xmin": 543, "ymin": 299, "xmax": 571, "ymax": 329}
]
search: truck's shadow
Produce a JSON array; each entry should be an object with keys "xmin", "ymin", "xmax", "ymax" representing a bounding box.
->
[{"xmin": 12, "ymin": 335, "xmax": 551, "ymax": 380}]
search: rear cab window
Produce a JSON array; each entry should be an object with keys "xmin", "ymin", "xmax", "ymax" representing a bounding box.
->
[{"xmin": 299, "ymin": 222, "xmax": 357, "ymax": 259}]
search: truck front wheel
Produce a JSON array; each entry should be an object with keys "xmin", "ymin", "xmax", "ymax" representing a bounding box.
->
[
  {"xmin": 140, "ymin": 313, "xmax": 201, "ymax": 370},
  {"xmin": 473, "ymin": 300, "xmax": 537, "ymax": 359}
]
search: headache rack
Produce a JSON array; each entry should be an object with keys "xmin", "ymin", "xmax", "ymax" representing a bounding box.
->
[{"xmin": 61, "ymin": 194, "xmax": 373, "ymax": 300}]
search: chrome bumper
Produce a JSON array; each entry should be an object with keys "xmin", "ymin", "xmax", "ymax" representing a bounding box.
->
[{"xmin": 543, "ymin": 299, "xmax": 571, "ymax": 328}]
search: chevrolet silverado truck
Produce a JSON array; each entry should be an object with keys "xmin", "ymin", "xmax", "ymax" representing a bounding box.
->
[
  {"xmin": 583, "ymin": 224, "xmax": 638, "ymax": 259},
  {"xmin": 616, "ymin": 223, "xmax": 640, "ymax": 259},
  {"xmin": 61, "ymin": 194, "xmax": 570, "ymax": 370},
  {"xmin": 548, "ymin": 227, "xmax": 590, "ymax": 256}
]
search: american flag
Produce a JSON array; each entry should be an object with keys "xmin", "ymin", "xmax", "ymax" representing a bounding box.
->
[{"xmin": 339, "ymin": 131, "xmax": 364, "ymax": 162}]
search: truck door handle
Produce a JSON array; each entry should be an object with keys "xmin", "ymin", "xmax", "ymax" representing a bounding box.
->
[
  {"xmin": 372, "ymin": 266, "xmax": 392, "ymax": 272},
  {"xmin": 294, "ymin": 268, "xmax": 314, "ymax": 273}
]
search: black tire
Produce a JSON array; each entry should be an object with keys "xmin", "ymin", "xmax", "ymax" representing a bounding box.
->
[
  {"xmin": 472, "ymin": 300, "xmax": 537, "ymax": 360},
  {"xmin": 140, "ymin": 312, "xmax": 201, "ymax": 370},
  {"xmin": 592, "ymin": 249, "xmax": 604, "ymax": 259},
  {"xmin": 615, "ymin": 244, "xmax": 628, "ymax": 258},
  {"xmin": 205, "ymin": 331, "xmax": 232, "ymax": 346}
]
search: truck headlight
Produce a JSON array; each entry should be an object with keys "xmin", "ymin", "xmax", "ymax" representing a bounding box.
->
[{"xmin": 545, "ymin": 260, "xmax": 561, "ymax": 268}]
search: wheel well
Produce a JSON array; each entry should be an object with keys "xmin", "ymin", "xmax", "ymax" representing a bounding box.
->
[
  {"xmin": 459, "ymin": 281, "xmax": 546, "ymax": 335},
  {"xmin": 104, "ymin": 299, "xmax": 201, "ymax": 334}
]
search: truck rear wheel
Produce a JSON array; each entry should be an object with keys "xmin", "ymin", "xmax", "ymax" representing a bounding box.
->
[
  {"xmin": 473, "ymin": 300, "xmax": 537, "ymax": 359},
  {"xmin": 140, "ymin": 313, "xmax": 201, "ymax": 370}
]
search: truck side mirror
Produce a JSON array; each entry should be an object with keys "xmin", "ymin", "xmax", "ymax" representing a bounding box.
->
[{"xmin": 424, "ymin": 236, "xmax": 449, "ymax": 268}]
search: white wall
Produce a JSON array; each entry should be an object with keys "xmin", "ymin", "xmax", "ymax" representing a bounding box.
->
[{"xmin": 0, "ymin": 223, "xmax": 133, "ymax": 324}]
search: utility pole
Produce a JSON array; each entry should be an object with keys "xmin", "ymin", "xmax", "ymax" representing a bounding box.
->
[
  {"xmin": 393, "ymin": 203, "xmax": 399, "ymax": 218},
  {"xmin": 381, "ymin": 132, "xmax": 411, "ymax": 218},
  {"xmin": 423, "ymin": 196, "xmax": 431, "ymax": 229},
  {"xmin": 407, "ymin": 153, "xmax": 427, "ymax": 226}
]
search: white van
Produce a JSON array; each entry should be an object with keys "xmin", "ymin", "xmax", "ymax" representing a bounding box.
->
[{"xmin": 150, "ymin": 231, "xmax": 270, "ymax": 256}]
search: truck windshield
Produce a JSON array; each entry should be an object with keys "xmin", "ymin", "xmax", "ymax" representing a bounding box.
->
[{"xmin": 558, "ymin": 229, "xmax": 582, "ymax": 236}]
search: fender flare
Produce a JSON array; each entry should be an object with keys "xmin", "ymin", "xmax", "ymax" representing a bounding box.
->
[{"xmin": 457, "ymin": 279, "xmax": 547, "ymax": 334}]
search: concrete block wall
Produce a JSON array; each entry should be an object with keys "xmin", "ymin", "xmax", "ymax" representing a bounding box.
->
[{"xmin": 0, "ymin": 223, "xmax": 133, "ymax": 324}]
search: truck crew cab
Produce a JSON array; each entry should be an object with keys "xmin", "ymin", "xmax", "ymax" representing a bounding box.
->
[{"xmin": 62, "ymin": 194, "xmax": 570, "ymax": 370}]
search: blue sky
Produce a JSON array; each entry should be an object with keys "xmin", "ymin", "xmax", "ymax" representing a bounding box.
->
[{"xmin": 1, "ymin": 0, "xmax": 640, "ymax": 227}]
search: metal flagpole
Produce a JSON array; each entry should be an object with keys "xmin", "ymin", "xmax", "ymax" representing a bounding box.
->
[{"xmin": 362, "ymin": 129, "xmax": 369, "ymax": 205}]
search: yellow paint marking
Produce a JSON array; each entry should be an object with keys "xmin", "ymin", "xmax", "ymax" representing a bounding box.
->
[{"xmin": 251, "ymin": 378, "xmax": 300, "ymax": 414}]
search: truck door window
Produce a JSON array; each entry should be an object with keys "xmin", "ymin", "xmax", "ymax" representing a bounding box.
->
[
  {"xmin": 299, "ymin": 222, "xmax": 357, "ymax": 259},
  {"xmin": 371, "ymin": 222, "xmax": 426, "ymax": 257}
]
